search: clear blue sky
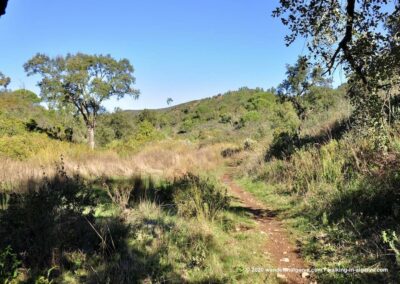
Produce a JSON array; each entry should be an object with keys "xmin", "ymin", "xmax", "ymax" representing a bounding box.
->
[{"xmin": 0, "ymin": 0, "xmax": 340, "ymax": 110}]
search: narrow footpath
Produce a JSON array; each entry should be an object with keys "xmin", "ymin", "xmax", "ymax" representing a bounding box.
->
[{"xmin": 222, "ymin": 174, "xmax": 314, "ymax": 284}]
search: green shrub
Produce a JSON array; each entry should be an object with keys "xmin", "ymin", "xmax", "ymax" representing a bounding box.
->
[
  {"xmin": 25, "ymin": 118, "xmax": 74, "ymax": 142},
  {"xmin": 134, "ymin": 120, "xmax": 161, "ymax": 141},
  {"xmin": 245, "ymin": 93, "xmax": 275, "ymax": 111},
  {"xmin": 179, "ymin": 118, "xmax": 194, "ymax": 133},
  {"xmin": 383, "ymin": 230, "xmax": 400, "ymax": 265},
  {"xmin": 11, "ymin": 89, "xmax": 41, "ymax": 104},
  {"xmin": 243, "ymin": 138, "xmax": 256, "ymax": 151},
  {"xmin": 194, "ymin": 104, "xmax": 212, "ymax": 120},
  {"xmin": 0, "ymin": 246, "xmax": 21, "ymax": 283},
  {"xmin": 0, "ymin": 133, "xmax": 51, "ymax": 160},
  {"xmin": 95, "ymin": 126, "xmax": 116, "ymax": 146},
  {"xmin": 171, "ymin": 226, "xmax": 213, "ymax": 269},
  {"xmin": 34, "ymin": 267, "xmax": 58, "ymax": 284},
  {"xmin": 0, "ymin": 115, "xmax": 26, "ymax": 136},
  {"xmin": 171, "ymin": 174, "xmax": 230, "ymax": 221},
  {"xmin": 266, "ymin": 131, "xmax": 299, "ymax": 160},
  {"xmin": 270, "ymin": 101, "xmax": 301, "ymax": 133},
  {"xmin": 240, "ymin": 111, "xmax": 261, "ymax": 124},
  {"xmin": 138, "ymin": 109, "xmax": 159, "ymax": 126},
  {"xmin": 107, "ymin": 121, "xmax": 163, "ymax": 153},
  {"xmin": 219, "ymin": 113, "xmax": 232, "ymax": 124},
  {"xmin": 221, "ymin": 147, "xmax": 242, "ymax": 158}
]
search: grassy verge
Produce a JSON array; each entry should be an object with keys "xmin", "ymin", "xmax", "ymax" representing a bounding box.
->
[
  {"xmin": 236, "ymin": 134, "xmax": 400, "ymax": 283},
  {"xmin": 0, "ymin": 165, "xmax": 279, "ymax": 283}
]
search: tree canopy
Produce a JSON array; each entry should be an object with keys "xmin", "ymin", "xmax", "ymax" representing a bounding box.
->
[
  {"xmin": 273, "ymin": 0, "xmax": 400, "ymax": 89},
  {"xmin": 278, "ymin": 56, "xmax": 331, "ymax": 98},
  {"xmin": 0, "ymin": 0, "xmax": 8, "ymax": 17},
  {"xmin": 0, "ymin": 71, "xmax": 10, "ymax": 91},
  {"xmin": 24, "ymin": 53, "xmax": 140, "ymax": 149},
  {"xmin": 277, "ymin": 56, "xmax": 332, "ymax": 120}
]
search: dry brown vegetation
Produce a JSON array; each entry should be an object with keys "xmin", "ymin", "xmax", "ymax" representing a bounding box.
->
[{"xmin": 0, "ymin": 140, "xmax": 233, "ymax": 191}]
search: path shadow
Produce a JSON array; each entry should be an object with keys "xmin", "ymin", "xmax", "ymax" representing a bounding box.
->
[{"xmin": 228, "ymin": 205, "xmax": 279, "ymax": 219}]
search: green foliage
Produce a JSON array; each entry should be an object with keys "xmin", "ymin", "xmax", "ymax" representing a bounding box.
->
[
  {"xmin": 274, "ymin": 0, "xmax": 400, "ymax": 153},
  {"xmin": 273, "ymin": 0, "xmax": 400, "ymax": 89},
  {"xmin": 96, "ymin": 109, "xmax": 137, "ymax": 146},
  {"xmin": 0, "ymin": 115, "xmax": 26, "ymax": 136},
  {"xmin": 26, "ymin": 119, "xmax": 75, "ymax": 142},
  {"xmin": 270, "ymin": 101, "xmax": 301, "ymax": 133},
  {"xmin": 0, "ymin": 133, "xmax": 54, "ymax": 160},
  {"xmin": 349, "ymin": 83, "xmax": 393, "ymax": 152},
  {"xmin": 107, "ymin": 121, "xmax": 163, "ymax": 154},
  {"xmin": 171, "ymin": 174, "xmax": 230, "ymax": 220},
  {"xmin": 277, "ymin": 57, "xmax": 332, "ymax": 120},
  {"xmin": 245, "ymin": 95, "xmax": 274, "ymax": 111},
  {"xmin": 138, "ymin": 109, "xmax": 159, "ymax": 126},
  {"xmin": 72, "ymin": 86, "xmax": 345, "ymax": 147},
  {"xmin": 11, "ymin": 89, "xmax": 41, "ymax": 103},
  {"xmin": 0, "ymin": 71, "xmax": 10, "ymax": 91},
  {"xmin": 383, "ymin": 231, "xmax": 400, "ymax": 265},
  {"xmin": 253, "ymin": 129, "xmax": 400, "ymax": 282},
  {"xmin": 240, "ymin": 110, "xmax": 261, "ymax": 124},
  {"xmin": 0, "ymin": 246, "xmax": 21, "ymax": 283},
  {"xmin": 195, "ymin": 104, "xmax": 208, "ymax": 116},
  {"xmin": 89, "ymin": 85, "xmax": 345, "ymax": 147},
  {"xmin": 179, "ymin": 118, "xmax": 194, "ymax": 133},
  {"xmin": 243, "ymin": 138, "xmax": 256, "ymax": 151},
  {"xmin": 94, "ymin": 125, "xmax": 116, "ymax": 146},
  {"xmin": 24, "ymin": 53, "xmax": 140, "ymax": 148},
  {"xmin": 319, "ymin": 140, "xmax": 346, "ymax": 184},
  {"xmin": 0, "ymin": 89, "xmax": 85, "ymax": 144},
  {"xmin": 302, "ymin": 86, "xmax": 344, "ymax": 113},
  {"xmin": 0, "ymin": 89, "xmax": 41, "ymax": 113},
  {"xmin": 0, "ymin": 162, "xmax": 270, "ymax": 283},
  {"xmin": 219, "ymin": 113, "xmax": 232, "ymax": 124},
  {"xmin": 134, "ymin": 120, "xmax": 161, "ymax": 141},
  {"xmin": 266, "ymin": 131, "xmax": 299, "ymax": 160},
  {"xmin": 24, "ymin": 53, "xmax": 139, "ymax": 111},
  {"xmin": 278, "ymin": 57, "xmax": 331, "ymax": 98},
  {"xmin": 34, "ymin": 268, "xmax": 57, "ymax": 284}
]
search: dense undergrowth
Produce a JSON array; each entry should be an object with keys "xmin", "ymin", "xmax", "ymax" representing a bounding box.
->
[
  {"xmin": 0, "ymin": 163, "xmax": 277, "ymax": 283},
  {"xmin": 239, "ymin": 125, "xmax": 400, "ymax": 283}
]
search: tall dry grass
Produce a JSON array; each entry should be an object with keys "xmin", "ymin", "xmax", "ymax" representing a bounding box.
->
[{"xmin": 0, "ymin": 139, "xmax": 230, "ymax": 191}]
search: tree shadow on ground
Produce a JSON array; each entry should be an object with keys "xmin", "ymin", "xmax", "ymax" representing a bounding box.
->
[
  {"xmin": 0, "ymin": 168, "xmax": 185, "ymax": 283},
  {"xmin": 0, "ymin": 170, "xmax": 99, "ymax": 280}
]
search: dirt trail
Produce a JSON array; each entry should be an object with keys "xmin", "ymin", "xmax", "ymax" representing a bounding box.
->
[{"xmin": 221, "ymin": 174, "xmax": 313, "ymax": 284}]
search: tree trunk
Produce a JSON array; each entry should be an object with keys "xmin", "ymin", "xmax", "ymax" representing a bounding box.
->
[{"xmin": 87, "ymin": 126, "xmax": 95, "ymax": 150}]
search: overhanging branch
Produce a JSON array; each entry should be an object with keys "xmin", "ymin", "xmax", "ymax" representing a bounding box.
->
[
  {"xmin": 324, "ymin": 0, "xmax": 368, "ymax": 86},
  {"xmin": 0, "ymin": 0, "xmax": 8, "ymax": 17}
]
